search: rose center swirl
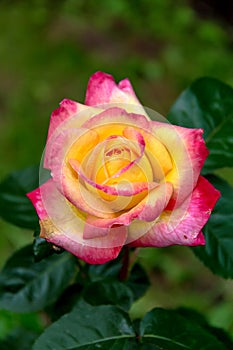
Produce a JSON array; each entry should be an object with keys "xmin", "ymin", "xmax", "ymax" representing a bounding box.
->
[{"xmin": 69, "ymin": 128, "xmax": 154, "ymax": 210}]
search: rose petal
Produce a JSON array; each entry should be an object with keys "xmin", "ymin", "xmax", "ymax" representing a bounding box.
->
[
  {"xmin": 27, "ymin": 187, "xmax": 48, "ymax": 221},
  {"xmin": 84, "ymin": 71, "xmax": 146, "ymax": 115},
  {"xmin": 45, "ymin": 126, "xmax": 99, "ymax": 177},
  {"xmin": 82, "ymin": 182, "xmax": 173, "ymax": 241},
  {"xmin": 141, "ymin": 130, "xmax": 173, "ymax": 179},
  {"xmin": 82, "ymin": 107, "xmax": 172, "ymax": 182},
  {"xmin": 82, "ymin": 106, "xmax": 150, "ymax": 131},
  {"xmin": 129, "ymin": 176, "xmax": 220, "ymax": 247},
  {"xmin": 69, "ymin": 158, "xmax": 156, "ymax": 196},
  {"xmin": 49, "ymin": 130, "xmax": 149, "ymax": 218},
  {"xmin": 61, "ymin": 171, "xmax": 117, "ymax": 218},
  {"xmin": 110, "ymin": 127, "xmax": 145, "ymax": 178},
  {"xmin": 85, "ymin": 129, "xmax": 146, "ymax": 182},
  {"xmin": 83, "ymin": 216, "xmax": 110, "ymax": 239},
  {"xmin": 152, "ymin": 122, "xmax": 208, "ymax": 208},
  {"xmin": 47, "ymin": 99, "xmax": 86, "ymax": 139},
  {"xmin": 27, "ymin": 179, "xmax": 127, "ymax": 264},
  {"xmin": 44, "ymin": 105, "xmax": 104, "ymax": 169},
  {"xmin": 43, "ymin": 128, "xmax": 118, "ymax": 218},
  {"xmin": 42, "ymin": 227, "xmax": 126, "ymax": 264},
  {"xmin": 137, "ymin": 182, "xmax": 173, "ymax": 222}
]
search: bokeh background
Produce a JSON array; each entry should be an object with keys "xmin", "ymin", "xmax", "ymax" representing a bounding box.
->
[{"xmin": 0, "ymin": 0, "xmax": 233, "ymax": 339}]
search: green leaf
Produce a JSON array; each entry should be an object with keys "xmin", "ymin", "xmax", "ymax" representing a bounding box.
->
[
  {"xmin": 32, "ymin": 300, "xmax": 137, "ymax": 350},
  {"xmin": 46, "ymin": 283, "xmax": 83, "ymax": 322},
  {"xmin": 0, "ymin": 165, "xmax": 39, "ymax": 229},
  {"xmin": 33, "ymin": 236, "xmax": 54, "ymax": 262},
  {"xmin": 88, "ymin": 256, "xmax": 150, "ymax": 303},
  {"xmin": 33, "ymin": 302, "xmax": 232, "ymax": 350},
  {"xmin": 0, "ymin": 244, "xmax": 77, "ymax": 312},
  {"xmin": 83, "ymin": 280, "xmax": 134, "ymax": 311},
  {"xmin": 33, "ymin": 227, "xmax": 64, "ymax": 261},
  {"xmin": 126, "ymin": 263, "xmax": 150, "ymax": 301},
  {"xmin": 88, "ymin": 253, "xmax": 123, "ymax": 281},
  {"xmin": 140, "ymin": 308, "xmax": 230, "ymax": 349},
  {"xmin": 192, "ymin": 175, "xmax": 233, "ymax": 278},
  {"xmin": 176, "ymin": 308, "xmax": 233, "ymax": 349},
  {"xmin": 168, "ymin": 77, "xmax": 233, "ymax": 173},
  {"xmin": 0, "ymin": 327, "xmax": 38, "ymax": 350}
]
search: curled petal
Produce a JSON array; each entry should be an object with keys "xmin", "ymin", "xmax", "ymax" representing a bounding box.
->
[
  {"xmin": 41, "ymin": 219, "xmax": 127, "ymax": 264},
  {"xmin": 82, "ymin": 106, "xmax": 150, "ymax": 131},
  {"xmin": 47, "ymin": 99, "xmax": 86, "ymax": 139},
  {"xmin": 152, "ymin": 122, "xmax": 208, "ymax": 208},
  {"xmin": 137, "ymin": 182, "xmax": 173, "ymax": 222},
  {"xmin": 27, "ymin": 179, "xmax": 127, "ymax": 264},
  {"xmin": 45, "ymin": 127, "xmax": 99, "ymax": 177},
  {"xmin": 129, "ymin": 176, "xmax": 220, "ymax": 247},
  {"xmin": 44, "ymin": 105, "xmax": 103, "ymax": 169},
  {"xmin": 86, "ymin": 129, "xmax": 146, "ymax": 183},
  {"xmin": 82, "ymin": 182, "xmax": 173, "ymax": 241},
  {"xmin": 143, "ymin": 131, "xmax": 173, "ymax": 179},
  {"xmin": 44, "ymin": 128, "xmax": 119, "ymax": 218},
  {"xmin": 114, "ymin": 127, "xmax": 145, "ymax": 178},
  {"xmin": 69, "ymin": 158, "xmax": 157, "ymax": 196},
  {"xmin": 27, "ymin": 187, "xmax": 48, "ymax": 221},
  {"xmin": 61, "ymin": 173, "xmax": 117, "ymax": 218}
]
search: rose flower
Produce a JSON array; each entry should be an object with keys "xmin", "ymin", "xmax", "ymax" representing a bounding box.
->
[{"xmin": 27, "ymin": 72, "xmax": 220, "ymax": 264}]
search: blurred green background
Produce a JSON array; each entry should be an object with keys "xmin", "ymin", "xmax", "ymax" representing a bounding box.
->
[{"xmin": 0, "ymin": 0, "xmax": 233, "ymax": 340}]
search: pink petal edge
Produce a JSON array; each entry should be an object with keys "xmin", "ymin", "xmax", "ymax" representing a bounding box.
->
[
  {"xmin": 83, "ymin": 182, "xmax": 173, "ymax": 240},
  {"xmin": 69, "ymin": 158, "xmax": 157, "ymax": 196},
  {"xmin": 129, "ymin": 176, "xmax": 220, "ymax": 247},
  {"xmin": 152, "ymin": 122, "xmax": 209, "ymax": 209},
  {"xmin": 44, "ymin": 229, "xmax": 126, "ymax": 264},
  {"xmin": 84, "ymin": 71, "xmax": 140, "ymax": 107},
  {"xmin": 27, "ymin": 179, "xmax": 127, "ymax": 264}
]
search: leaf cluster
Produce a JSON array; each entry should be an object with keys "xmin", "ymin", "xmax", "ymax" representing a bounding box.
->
[{"xmin": 0, "ymin": 77, "xmax": 233, "ymax": 348}]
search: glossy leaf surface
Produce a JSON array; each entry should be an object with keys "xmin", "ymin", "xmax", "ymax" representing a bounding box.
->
[
  {"xmin": 168, "ymin": 78, "xmax": 233, "ymax": 173},
  {"xmin": 0, "ymin": 165, "xmax": 39, "ymax": 229},
  {"xmin": 0, "ymin": 245, "xmax": 76, "ymax": 312},
  {"xmin": 192, "ymin": 175, "xmax": 233, "ymax": 278}
]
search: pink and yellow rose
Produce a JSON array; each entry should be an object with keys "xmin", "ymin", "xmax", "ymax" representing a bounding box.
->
[{"xmin": 27, "ymin": 72, "xmax": 220, "ymax": 264}]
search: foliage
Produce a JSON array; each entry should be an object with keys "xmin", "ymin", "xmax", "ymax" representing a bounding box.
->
[
  {"xmin": 1, "ymin": 0, "xmax": 233, "ymax": 346},
  {"xmin": 168, "ymin": 77, "xmax": 233, "ymax": 173},
  {"xmin": 0, "ymin": 77, "xmax": 233, "ymax": 348},
  {"xmin": 168, "ymin": 78, "xmax": 233, "ymax": 278}
]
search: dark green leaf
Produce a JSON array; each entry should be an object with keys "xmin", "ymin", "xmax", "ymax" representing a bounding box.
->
[
  {"xmin": 88, "ymin": 252, "xmax": 123, "ymax": 282},
  {"xmin": 126, "ymin": 263, "xmax": 150, "ymax": 301},
  {"xmin": 140, "ymin": 308, "xmax": 229, "ymax": 349},
  {"xmin": 0, "ymin": 165, "xmax": 39, "ymax": 229},
  {"xmin": 74, "ymin": 338, "xmax": 137, "ymax": 350},
  {"xmin": 32, "ymin": 300, "xmax": 136, "ymax": 350},
  {"xmin": 88, "ymin": 255, "xmax": 150, "ymax": 303},
  {"xmin": 0, "ymin": 244, "xmax": 77, "ymax": 312},
  {"xmin": 168, "ymin": 77, "xmax": 233, "ymax": 173},
  {"xmin": 33, "ymin": 236, "xmax": 54, "ymax": 262},
  {"xmin": 0, "ymin": 327, "xmax": 38, "ymax": 350},
  {"xmin": 84, "ymin": 280, "xmax": 134, "ymax": 311},
  {"xmin": 192, "ymin": 175, "xmax": 233, "ymax": 278},
  {"xmin": 46, "ymin": 283, "xmax": 83, "ymax": 322},
  {"xmin": 176, "ymin": 308, "xmax": 233, "ymax": 349}
]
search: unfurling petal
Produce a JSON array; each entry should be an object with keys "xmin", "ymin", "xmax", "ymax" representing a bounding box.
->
[
  {"xmin": 28, "ymin": 180, "xmax": 127, "ymax": 264},
  {"xmin": 82, "ymin": 182, "xmax": 173, "ymax": 241},
  {"xmin": 84, "ymin": 71, "xmax": 146, "ymax": 115},
  {"xmin": 130, "ymin": 176, "xmax": 220, "ymax": 247},
  {"xmin": 152, "ymin": 122, "xmax": 209, "ymax": 208}
]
